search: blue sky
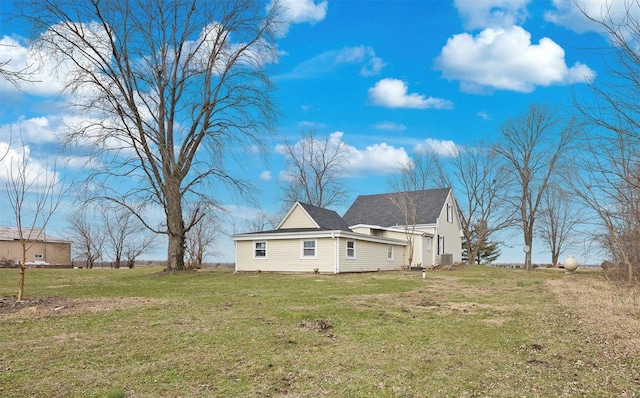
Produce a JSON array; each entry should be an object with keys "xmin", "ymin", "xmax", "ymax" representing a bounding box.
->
[{"xmin": 0, "ymin": 0, "xmax": 624, "ymax": 264}]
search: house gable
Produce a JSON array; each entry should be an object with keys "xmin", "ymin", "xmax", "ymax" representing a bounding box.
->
[
  {"xmin": 277, "ymin": 202, "xmax": 319, "ymax": 229},
  {"xmin": 277, "ymin": 202, "xmax": 351, "ymax": 231}
]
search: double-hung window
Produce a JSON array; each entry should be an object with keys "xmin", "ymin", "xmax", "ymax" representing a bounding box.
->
[
  {"xmin": 387, "ymin": 245, "xmax": 394, "ymax": 261},
  {"xmin": 346, "ymin": 240, "xmax": 356, "ymax": 259},
  {"xmin": 254, "ymin": 241, "xmax": 267, "ymax": 258},
  {"xmin": 302, "ymin": 240, "xmax": 316, "ymax": 258},
  {"xmin": 446, "ymin": 203, "xmax": 453, "ymax": 223}
]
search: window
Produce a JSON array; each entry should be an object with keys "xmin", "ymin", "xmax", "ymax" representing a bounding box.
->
[
  {"xmin": 426, "ymin": 237, "xmax": 432, "ymax": 252},
  {"xmin": 346, "ymin": 240, "xmax": 356, "ymax": 259},
  {"xmin": 254, "ymin": 241, "xmax": 267, "ymax": 258},
  {"xmin": 302, "ymin": 240, "xmax": 316, "ymax": 258},
  {"xmin": 447, "ymin": 203, "xmax": 453, "ymax": 223},
  {"xmin": 34, "ymin": 254, "xmax": 43, "ymax": 259},
  {"xmin": 438, "ymin": 236, "xmax": 445, "ymax": 255},
  {"xmin": 387, "ymin": 245, "xmax": 394, "ymax": 261}
]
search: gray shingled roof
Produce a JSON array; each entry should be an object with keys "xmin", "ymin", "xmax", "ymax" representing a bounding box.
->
[
  {"xmin": 342, "ymin": 188, "xmax": 451, "ymax": 227},
  {"xmin": 298, "ymin": 202, "xmax": 352, "ymax": 231},
  {"xmin": 0, "ymin": 226, "xmax": 69, "ymax": 243}
]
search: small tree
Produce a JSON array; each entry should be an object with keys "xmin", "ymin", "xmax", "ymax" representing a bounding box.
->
[
  {"xmin": 387, "ymin": 191, "xmax": 418, "ymax": 268},
  {"xmin": 5, "ymin": 140, "xmax": 62, "ymax": 301},
  {"xmin": 535, "ymin": 186, "xmax": 581, "ymax": 266},
  {"xmin": 388, "ymin": 150, "xmax": 445, "ymax": 268},
  {"xmin": 102, "ymin": 205, "xmax": 155, "ymax": 269},
  {"xmin": 67, "ymin": 208, "xmax": 103, "ymax": 269},
  {"xmin": 185, "ymin": 214, "xmax": 220, "ymax": 269}
]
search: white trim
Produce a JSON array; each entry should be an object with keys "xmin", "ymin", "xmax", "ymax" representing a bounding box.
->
[
  {"xmin": 346, "ymin": 240, "xmax": 356, "ymax": 259},
  {"xmin": 253, "ymin": 241, "xmax": 267, "ymax": 259},
  {"xmin": 276, "ymin": 202, "xmax": 320, "ymax": 230},
  {"xmin": 300, "ymin": 239, "xmax": 317, "ymax": 259},
  {"xmin": 333, "ymin": 234, "xmax": 339, "ymax": 274},
  {"xmin": 233, "ymin": 229, "xmax": 407, "ymax": 246}
]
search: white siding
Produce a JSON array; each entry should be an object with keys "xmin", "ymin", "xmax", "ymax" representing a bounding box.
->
[
  {"xmin": 436, "ymin": 193, "xmax": 463, "ymax": 263},
  {"xmin": 279, "ymin": 205, "xmax": 318, "ymax": 229},
  {"xmin": 337, "ymin": 238, "xmax": 404, "ymax": 272},
  {"xmin": 236, "ymin": 238, "xmax": 335, "ymax": 273}
]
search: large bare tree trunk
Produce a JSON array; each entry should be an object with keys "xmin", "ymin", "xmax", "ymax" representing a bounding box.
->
[{"xmin": 166, "ymin": 179, "xmax": 186, "ymax": 271}]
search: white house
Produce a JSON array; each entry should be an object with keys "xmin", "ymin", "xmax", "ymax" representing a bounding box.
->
[{"xmin": 233, "ymin": 188, "xmax": 463, "ymax": 273}]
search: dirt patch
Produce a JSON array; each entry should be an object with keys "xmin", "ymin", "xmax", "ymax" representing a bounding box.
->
[{"xmin": 0, "ymin": 296, "xmax": 163, "ymax": 319}]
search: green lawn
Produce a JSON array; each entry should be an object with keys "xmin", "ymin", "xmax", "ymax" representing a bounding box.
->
[{"xmin": 1, "ymin": 265, "xmax": 638, "ymax": 397}]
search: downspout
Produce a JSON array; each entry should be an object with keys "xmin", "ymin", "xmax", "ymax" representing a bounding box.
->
[
  {"xmin": 234, "ymin": 240, "xmax": 238, "ymax": 273},
  {"xmin": 419, "ymin": 233, "xmax": 424, "ymax": 266},
  {"xmin": 331, "ymin": 232, "xmax": 340, "ymax": 274}
]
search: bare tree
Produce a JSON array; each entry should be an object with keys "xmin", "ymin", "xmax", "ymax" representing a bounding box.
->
[
  {"xmin": 280, "ymin": 131, "xmax": 349, "ymax": 208},
  {"xmin": 102, "ymin": 205, "xmax": 156, "ymax": 269},
  {"xmin": 124, "ymin": 232, "xmax": 156, "ymax": 269},
  {"xmin": 571, "ymin": 1, "xmax": 640, "ymax": 282},
  {"xmin": 21, "ymin": 0, "xmax": 282, "ymax": 270},
  {"xmin": 392, "ymin": 151, "xmax": 445, "ymax": 192},
  {"xmin": 494, "ymin": 104, "xmax": 576, "ymax": 270},
  {"xmin": 387, "ymin": 191, "xmax": 418, "ymax": 269},
  {"xmin": 5, "ymin": 140, "xmax": 62, "ymax": 301},
  {"xmin": 448, "ymin": 145, "xmax": 514, "ymax": 265},
  {"xmin": 566, "ymin": 127, "xmax": 640, "ymax": 282},
  {"xmin": 185, "ymin": 214, "xmax": 220, "ymax": 269},
  {"xmin": 67, "ymin": 208, "xmax": 103, "ymax": 269},
  {"xmin": 535, "ymin": 185, "xmax": 582, "ymax": 267},
  {"xmin": 387, "ymin": 152, "xmax": 442, "ymax": 269}
]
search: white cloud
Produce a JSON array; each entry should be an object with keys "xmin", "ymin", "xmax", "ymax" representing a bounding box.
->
[
  {"xmin": 0, "ymin": 35, "xmax": 65, "ymax": 96},
  {"xmin": 269, "ymin": 0, "xmax": 328, "ymax": 36},
  {"xmin": 275, "ymin": 46, "xmax": 386, "ymax": 80},
  {"xmin": 344, "ymin": 141, "xmax": 411, "ymax": 176},
  {"xmin": 368, "ymin": 78, "xmax": 454, "ymax": 109},
  {"xmin": 0, "ymin": 115, "xmax": 63, "ymax": 144},
  {"xmin": 0, "ymin": 142, "xmax": 59, "ymax": 187},
  {"xmin": 454, "ymin": 0, "xmax": 531, "ymax": 30},
  {"xmin": 477, "ymin": 111, "xmax": 492, "ymax": 121},
  {"xmin": 435, "ymin": 26, "xmax": 596, "ymax": 93},
  {"xmin": 414, "ymin": 138, "xmax": 460, "ymax": 157},
  {"xmin": 374, "ymin": 121, "xmax": 407, "ymax": 131},
  {"xmin": 544, "ymin": 0, "xmax": 640, "ymax": 34},
  {"xmin": 280, "ymin": 0, "xmax": 328, "ymax": 24},
  {"xmin": 260, "ymin": 170, "xmax": 272, "ymax": 181},
  {"xmin": 297, "ymin": 120, "xmax": 326, "ymax": 129}
]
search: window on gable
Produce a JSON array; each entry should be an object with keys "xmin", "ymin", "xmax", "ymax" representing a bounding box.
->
[
  {"xmin": 346, "ymin": 240, "xmax": 356, "ymax": 259},
  {"xmin": 302, "ymin": 240, "xmax": 316, "ymax": 258},
  {"xmin": 447, "ymin": 203, "xmax": 453, "ymax": 223},
  {"xmin": 254, "ymin": 241, "xmax": 267, "ymax": 258},
  {"xmin": 387, "ymin": 245, "xmax": 394, "ymax": 261}
]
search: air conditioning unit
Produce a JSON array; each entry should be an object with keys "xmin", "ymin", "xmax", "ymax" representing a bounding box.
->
[{"xmin": 440, "ymin": 253, "xmax": 453, "ymax": 266}]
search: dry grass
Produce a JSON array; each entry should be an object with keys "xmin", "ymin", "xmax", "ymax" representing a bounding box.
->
[
  {"xmin": 0, "ymin": 266, "xmax": 639, "ymax": 397},
  {"xmin": 547, "ymin": 275, "xmax": 640, "ymax": 359}
]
